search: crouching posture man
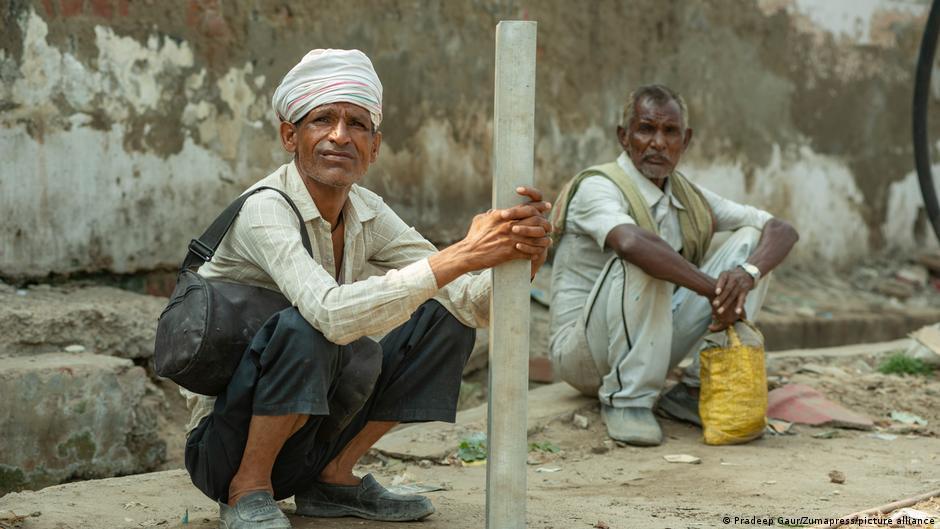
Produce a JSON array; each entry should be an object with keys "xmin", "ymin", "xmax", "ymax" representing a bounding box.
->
[
  {"xmin": 548, "ymin": 84, "xmax": 798, "ymax": 446},
  {"xmin": 181, "ymin": 49, "xmax": 552, "ymax": 529}
]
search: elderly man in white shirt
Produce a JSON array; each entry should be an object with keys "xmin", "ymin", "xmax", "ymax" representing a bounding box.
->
[
  {"xmin": 181, "ymin": 49, "xmax": 552, "ymax": 529},
  {"xmin": 549, "ymin": 84, "xmax": 798, "ymax": 447}
]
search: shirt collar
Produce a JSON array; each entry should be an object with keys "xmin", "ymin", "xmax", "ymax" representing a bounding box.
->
[
  {"xmin": 346, "ymin": 184, "xmax": 378, "ymax": 223},
  {"xmin": 616, "ymin": 152, "xmax": 685, "ymax": 211},
  {"xmin": 285, "ymin": 161, "xmax": 379, "ymax": 224}
]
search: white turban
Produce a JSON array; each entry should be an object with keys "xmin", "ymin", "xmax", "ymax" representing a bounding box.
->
[{"xmin": 271, "ymin": 48, "xmax": 383, "ymax": 129}]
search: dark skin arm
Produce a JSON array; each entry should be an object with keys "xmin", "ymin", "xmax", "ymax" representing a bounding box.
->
[
  {"xmin": 605, "ymin": 224, "xmax": 717, "ymax": 297},
  {"xmin": 710, "ymin": 218, "xmax": 798, "ymax": 330},
  {"xmin": 605, "ymin": 217, "xmax": 799, "ymax": 331}
]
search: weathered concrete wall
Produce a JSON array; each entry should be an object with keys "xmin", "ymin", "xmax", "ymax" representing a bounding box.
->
[{"xmin": 1, "ymin": 0, "xmax": 938, "ymax": 277}]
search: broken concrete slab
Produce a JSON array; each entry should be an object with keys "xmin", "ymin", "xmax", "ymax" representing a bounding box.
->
[
  {"xmin": 767, "ymin": 339, "xmax": 910, "ymax": 360},
  {"xmin": 759, "ymin": 310, "xmax": 940, "ymax": 351},
  {"xmin": 373, "ymin": 382, "xmax": 593, "ymax": 461},
  {"xmin": 758, "ymin": 340, "xmax": 904, "ymax": 385},
  {"xmin": 907, "ymin": 324, "xmax": 940, "ymax": 366},
  {"xmin": 767, "ymin": 384, "xmax": 874, "ymax": 430},
  {"xmin": 0, "ymin": 353, "xmax": 166, "ymax": 494},
  {"xmin": 0, "ymin": 285, "xmax": 167, "ymax": 359}
]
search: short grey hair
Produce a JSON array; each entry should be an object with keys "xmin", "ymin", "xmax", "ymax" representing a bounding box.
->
[{"xmin": 620, "ymin": 84, "xmax": 689, "ymax": 130}]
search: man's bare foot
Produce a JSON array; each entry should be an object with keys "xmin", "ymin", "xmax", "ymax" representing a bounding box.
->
[{"xmin": 317, "ymin": 462, "xmax": 361, "ymax": 486}]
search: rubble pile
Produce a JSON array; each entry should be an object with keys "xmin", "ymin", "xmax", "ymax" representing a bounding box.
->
[{"xmin": 853, "ymin": 252, "xmax": 940, "ymax": 305}]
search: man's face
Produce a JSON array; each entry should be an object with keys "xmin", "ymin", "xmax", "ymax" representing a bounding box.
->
[
  {"xmin": 280, "ymin": 102, "xmax": 382, "ymax": 188},
  {"xmin": 618, "ymin": 97, "xmax": 691, "ymax": 182}
]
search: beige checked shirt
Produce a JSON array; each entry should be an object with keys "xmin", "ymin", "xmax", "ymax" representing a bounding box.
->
[{"xmin": 181, "ymin": 161, "xmax": 491, "ymax": 432}]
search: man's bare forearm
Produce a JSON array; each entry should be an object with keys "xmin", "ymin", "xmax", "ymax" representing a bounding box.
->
[
  {"xmin": 605, "ymin": 224, "xmax": 716, "ymax": 298},
  {"xmin": 745, "ymin": 218, "xmax": 799, "ymax": 276},
  {"xmin": 428, "ymin": 241, "xmax": 476, "ymax": 289}
]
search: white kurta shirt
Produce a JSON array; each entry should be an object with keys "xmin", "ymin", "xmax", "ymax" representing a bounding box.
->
[
  {"xmin": 182, "ymin": 161, "xmax": 491, "ymax": 432},
  {"xmin": 549, "ymin": 153, "xmax": 773, "ymax": 351}
]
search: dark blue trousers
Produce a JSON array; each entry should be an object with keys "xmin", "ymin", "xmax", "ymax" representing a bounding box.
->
[{"xmin": 184, "ymin": 300, "xmax": 475, "ymax": 503}]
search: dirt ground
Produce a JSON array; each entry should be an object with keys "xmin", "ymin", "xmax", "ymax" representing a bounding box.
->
[
  {"xmin": 4, "ymin": 257, "xmax": 940, "ymax": 528},
  {"xmin": 2, "ymin": 343, "xmax": 938, "ymax": 529},
  {"xmin": 1, "ymin": 411, "xmax": 936, "ymax": 529}
]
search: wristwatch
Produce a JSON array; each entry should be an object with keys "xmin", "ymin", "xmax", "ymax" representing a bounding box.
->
[{"xmin": 738, "ymin": 263, "xmax": 761, "ymax": 282}]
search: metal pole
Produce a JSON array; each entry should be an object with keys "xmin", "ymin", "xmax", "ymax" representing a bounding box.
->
[
  {"xmin": 486, "ymin": 20, "xmax": 536, "ymax": 529},
  {"xmin": 913, "ymin": 0, "xmax": 940, "ymax": 243}
]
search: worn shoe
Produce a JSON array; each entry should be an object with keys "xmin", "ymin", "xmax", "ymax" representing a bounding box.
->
[
  {"xmin": 601, "ymin": 405, "xmax": 663, "ymax": 446},
  {"xmin": 655, "ymin": 382, "xmax": 702, "ymax": 427},
  {"xmin": 295, "ymin": 474, "xmax": 435, "ymax": 521},
  {"xmin": 219, "ymin": 491, "xmax": 291, "ymax": 529}
]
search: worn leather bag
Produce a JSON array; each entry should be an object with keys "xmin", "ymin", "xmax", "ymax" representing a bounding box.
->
[{"xmin": 152, "ymin": 186, "xmax": 312, "ymax": 395}]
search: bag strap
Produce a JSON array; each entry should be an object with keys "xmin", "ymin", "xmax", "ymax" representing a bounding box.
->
[{"xmin": 181, "ymin": 186, "xmax": 313, "ymax": 271}]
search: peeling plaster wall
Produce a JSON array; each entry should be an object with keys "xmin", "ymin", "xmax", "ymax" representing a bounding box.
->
[{"xmin": 1, "ymin": 0, "xmax": 938, "ymax": 277}]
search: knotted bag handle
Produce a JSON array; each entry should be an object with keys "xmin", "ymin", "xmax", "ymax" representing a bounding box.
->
[{"xmin": 724, "ymin": 319, "xmax": 763, "ymax": 348}]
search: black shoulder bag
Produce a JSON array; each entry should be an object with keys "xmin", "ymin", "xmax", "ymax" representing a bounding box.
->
[{"xmin": 152, "ymin": 186, "xmax": 312, "ymax": 396}]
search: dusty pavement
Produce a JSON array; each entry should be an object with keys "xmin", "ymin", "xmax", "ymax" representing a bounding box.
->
[
  {"xmin": 3, "ymin": 257, "xmax": 940, "ymax": 528},
  {"xmin": 2, "ymin": 341, "xmax": 939, "ymax": 529},
  {"xmin": 0, "ymin": 426, "xmax": 936, "ymax": 529}
]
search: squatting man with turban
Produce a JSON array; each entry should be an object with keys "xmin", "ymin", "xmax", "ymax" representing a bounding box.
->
[
  {"xmin": 549, "ymin": 84, "xmax": 799, "ymax": 447},
  {"xmin": 180, "ymin": 49, "xmax": 552, "ymax": 529}
]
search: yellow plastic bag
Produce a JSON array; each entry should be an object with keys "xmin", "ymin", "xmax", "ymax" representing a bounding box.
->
[{"xmin": 699, "ymin": 321, "xmax": 767, "ymax": 445}]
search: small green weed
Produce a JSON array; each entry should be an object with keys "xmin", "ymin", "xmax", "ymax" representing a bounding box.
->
[
  {"xmin": 528, "ymin": 441, "xmax": 560, "ymax": 453},
  {"xmin": 877, "ymin": 353, "xmax": 934, "ymax": 376},
  {"xmin": 457, "ymin": 432, "xmax": 487, "ymax": 462}
]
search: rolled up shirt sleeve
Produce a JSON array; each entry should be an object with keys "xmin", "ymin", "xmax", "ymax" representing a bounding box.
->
[
  {"xmin": 232, "ymin": 193, "xmax": 439, "ymax": 345},
  {"xmin": 699, "ymin": 186, "xmax": 773, "ymax": 232},
  {"xmin": 367, "ymin": 203, "xmax": 491, "ymax": 330},
  {"xmin": 566, "ymin": 176, "xmax": 637, "ymax": 250}
]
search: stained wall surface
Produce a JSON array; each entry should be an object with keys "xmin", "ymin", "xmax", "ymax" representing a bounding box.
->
[{"xmin": 2, "ymin": 0, "xmax": 938, "ymax": 277}]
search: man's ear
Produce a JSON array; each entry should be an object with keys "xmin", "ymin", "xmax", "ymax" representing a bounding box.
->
[
  {"xmin": 369, "ymin": 131, "xmax": 383, "ymax": 163},
  {"xmin": 279, "ymin": 121, "xmax": 297, "ymax": 153},
  {"xmin": 683, "ymin": 128, "xmax": 693, "ymax": 151},
  {"xmin": 616, "ymin": 125, "xmax": 628, "ymax": 151}
]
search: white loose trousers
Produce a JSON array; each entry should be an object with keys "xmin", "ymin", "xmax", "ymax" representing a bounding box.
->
[{"xmin": 550, "ymin": 227, "xmax": 769, "ymax": 408}]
